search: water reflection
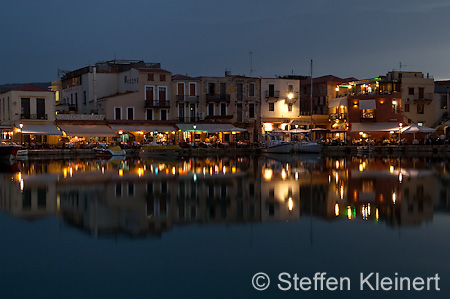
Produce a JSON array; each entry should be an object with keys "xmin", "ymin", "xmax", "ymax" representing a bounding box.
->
[{"xmin": 1, "ymin": 155, "xmax": 449, "ymax": 237}]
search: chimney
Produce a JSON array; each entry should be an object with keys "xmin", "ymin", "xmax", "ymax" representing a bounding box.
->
[{"xmin": 225, "ymin": 70, "xmax": 231, "ymax": 77}]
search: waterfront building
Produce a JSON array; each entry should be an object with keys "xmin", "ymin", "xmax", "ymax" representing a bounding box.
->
[
  {"xmin": 0, "ymin": 84, "xmax": 61, "ymax": 145},
  {"xmin": 260, "ymin": 77, "xmax": 300, "ymax": 140}
]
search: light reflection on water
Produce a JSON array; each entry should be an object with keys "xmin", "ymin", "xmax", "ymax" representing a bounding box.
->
[{"xmin": 0, "ymin": 154, "xmax": 449, "ymax": 298}]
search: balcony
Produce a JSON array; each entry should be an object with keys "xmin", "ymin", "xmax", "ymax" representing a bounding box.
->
[
  {"xmin": 206, "ymin": 94, "xmax": 230, "ymax": 103},
  {"xmin": 265, "ymin": 90, "xmax": 280, "ymax": 98},
  {"xmin": 21, "ymin": 114, "xmax": 48, "ymax": 120},
  {"xmin": 145, "ymin": 100, "xmax": 170, "ymax": 108},
  {"xmin": 205, "ymin": 114, "xmax": 233, "ymax": 121},
  {"xmin": 178, "ymin": 116, "xmax": 201, "ymax": 123},
  {"xmin": 176, "ymin": 95, "xmax": 199, "ymax": 103}
]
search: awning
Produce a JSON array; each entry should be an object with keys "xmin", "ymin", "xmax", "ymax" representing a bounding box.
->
[
  {"xmin": 16, "ymin": 124, "xmax": 62, "ymax": 135},
  {"xmin": 350, "ymin": 122, "xmax": 400, "ymax": 133},
  {"xmin": 110, "ymin": 125, "xmax": 176, "ymax": 133},
  {"xmin": 328, "ymin": 97, "xmax": 348, "ymax": 108},
  {"xmin": 359, "ymin": 99, "xmax": 376, "ymax": 110},
  {"xmin": 58, "ymin": 125, "xmax": 117, "ymax": 137},
  {"xmin": 176, "ymin": 124, "xmax": 247, "ymax": 133}
]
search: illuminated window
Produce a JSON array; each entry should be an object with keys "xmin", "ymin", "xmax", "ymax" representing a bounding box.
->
[{"xmin": 361, "ymin": 109, "xmax": 374, "ymax": 118}]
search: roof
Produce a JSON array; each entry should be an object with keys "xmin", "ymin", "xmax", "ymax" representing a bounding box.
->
[
  {"xmin": 301, "ymin": 75, "xmax": 357, "ymax": 85},
  {"xmin": 12, "ymin": 84, "xmax": 50, "ymax": 92},
  {"xmin": 138, "ymin": 68, "xmax": 171, "ymax": 74},
  {"xmin": 172, "ymin": 74, "xmax": 200, "ymax": 81}
]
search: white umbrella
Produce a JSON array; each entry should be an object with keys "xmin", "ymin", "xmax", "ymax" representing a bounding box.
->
[{"xmin": 401, "ymin": 124, "xmax": 435, "ymax": 140}]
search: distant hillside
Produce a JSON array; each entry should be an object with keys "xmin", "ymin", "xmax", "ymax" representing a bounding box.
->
[{"xmin": 0, "ymin": 82, "xmax": 51, "ymax": 94}]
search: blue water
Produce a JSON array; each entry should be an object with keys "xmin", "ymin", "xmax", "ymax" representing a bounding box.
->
[{"xmin": 0, "ymin": 156, "xmax": 449, "ymax": 298}]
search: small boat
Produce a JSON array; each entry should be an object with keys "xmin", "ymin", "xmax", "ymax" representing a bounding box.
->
[
  {"xmin": 94, "ymin": 146, "xmax": 126, "ymax": 158},
  {"xmin": 16, "ymin": 149, "xmax": 29, "ymax": 159},
  {"xmin": 140, "ymin": 144, "xmax": 181, "ymax": 158},
  {"xmin": 0, "ymin": 144, "xmax": 21, "ymax": 162},
  {"xmin": 261, "ymin": 134, "xmax": 293, "ymax": 154},
  {"xmin": 294, "ymin": 140, "xmax": 322, "ymax": 153}
]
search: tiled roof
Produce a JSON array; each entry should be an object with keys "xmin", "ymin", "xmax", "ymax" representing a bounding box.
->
[
  {"xmin": 12, "ymin": 84, "xmax": 50, "ymax": 92},
  {"xmin": 138, "ymin": 68, "xmax": 171, "ymax": 74},
  {"xmin": 172, "ymin": 74, "xmax": 200, "ymax": 81}
]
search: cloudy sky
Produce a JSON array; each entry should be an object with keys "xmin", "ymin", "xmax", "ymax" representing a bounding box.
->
[{"xmin": 1, "ymin": 0, "xmax": 449, "ymax": 84}]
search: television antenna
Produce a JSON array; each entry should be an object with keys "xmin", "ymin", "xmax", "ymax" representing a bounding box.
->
[{"xmin": 249, "ymin": 51, "xmax": 257, "ymax": 77}]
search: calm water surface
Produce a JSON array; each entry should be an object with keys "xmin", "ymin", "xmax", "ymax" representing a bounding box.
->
[{"xmin": 1, "ymin": 154, "xmax": 449, "ymax": 298}]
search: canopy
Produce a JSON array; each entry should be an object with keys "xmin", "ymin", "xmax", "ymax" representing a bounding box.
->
[
  {"xmin": 401, "ymin": 124, "xmax": 436, "ymax": 134},
  {"xmin": 176, "ymin": 124, "xmax": 246, "ymax": 133},
  {"xmin": 110, "ymin": 124, "xmax": 176, "ymax": 133},
  {"xmin": 58, "ymin": 125, "xmax": 117, "ymax": 137},
  {"xmin": 350, "ymin": 122, "xmax": 400, "ymax": 133},
  {"xmin": 328, "ymin": 97, "xmax": 348, "ymax": 108},
  {"xmin": 288, "ymin": 128, "xmax": 310, "ymax": 133},
  {"xmin": 359, "ymin": 99, "xmax": 376, "ymax": 110},
  {"xmin": 17, "ymin": 124, "xmax": 62, "ymax": 135}
]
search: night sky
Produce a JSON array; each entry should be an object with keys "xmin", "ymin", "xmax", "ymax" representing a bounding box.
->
[{"xmin": 1, "ymin": 0, "xmax": 449, "ymax": 84}]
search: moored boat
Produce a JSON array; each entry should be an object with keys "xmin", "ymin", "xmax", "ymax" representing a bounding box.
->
[
  {"xmin": 94, "ymin": 146, "xmax": 126, "ymax": 158},
  {"xmin": 293, "ymin": 140, "xmax": 322, "ymax": 153},
  {"xmin": 0, "ymin": 144, "xmax": 21, "ymax": 162},
  {"xmin": 261, "ymin": 134, "xmax": 293, "ymax": 154}
]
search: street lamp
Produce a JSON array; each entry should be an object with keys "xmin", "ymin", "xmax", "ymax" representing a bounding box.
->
[
  {"xmin": 399, "ymin": 123, "xmax": 403, "ymax": 144},
  {"xmin": 19, "ymin": 123, "xmax": 23, "ymax": 145},
  {"xmin": 192, "ymin": 125, "xmax": 197, "ymax": 145}
]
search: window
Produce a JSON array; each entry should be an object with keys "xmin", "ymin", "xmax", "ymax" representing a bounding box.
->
[
  {"xmin": 160, "ymin": 74, "xmax": 166, "ymax": 81},
  {"xmin": 189, "ymin": 83, "xmax": 196, "ymax": 96},
  {"xmin": 268, "ymin": 84, "xmax": 275, "ymax": 97},
  {"xmin": 249, "ymin": 103, "xmax": 255, "ymax": 118},
  {"xmin": 249, "ymin": 83, "xmax": 255, "ymax": 97},
  {"xmin": 288, "ymin": 84, "xmax": 294, "ymax": 92},
  {"xmin": 418, "ymin": 87, "xmax": 424, "ymax": 99},
  {"xmin": 208, "ymin": 103, "xmax": 214, "ymax": 116},
  {"xmin": 127, "ymin": 107, "xmax": 134, "ymax": 120},
  {"xmin": 441, "ymin": 95, "xmax": 447, "ymax": 110},
  {"xmin": 36, "ymin": 98, "xmax": 45, "ymax": 119},
  {"xmin": 361, "ymin": 109, "xmax": 374, "ymax": 118},
  {"xmin": 148, "ymin": 74, "xmax": 154, "ymax": 81},
  {"xmin": 124, "ymin": 76, "xmax": 127, "ymax": 83},
  {"xmin": 83, "ymin": 91, "xmax": 87, "ymax": 105},
  {"xmin": 417, "ymin": 104, "xmax": 424, "ymax": 114},
  {"xmin": 269, "ymin": 102, "xmax": 274, "ymax": 111},
  {"xmin": 409, "ymin": 88, "xmax": 414, "ymax": 95},
  {"xmin": 115, "ymin": 107, "xmax": 122, "ymax": 120},
  {"xmin": 146, "ymin": 109, "xmax": 153, "ymax": 120},
  {"xmin": 145, "ymin": 86, "xmax": 154, "ymax": 102},
  {"xmin": 236, "ymin": 83, "xmax": 243, "ymax": 101},
  {"xmin": 158, "ymin": 86, "xmax": 167, "ymax": 103},
  {"xmin": 220, "ymin": 83, "xmax": 226, "ymax": 96},
  {"xmin": 288, "ymin": 103, "xmax": 293, "ymax": 112},
  {"xmin": 405, "ymin": 103, "xmax": 410, "ymax": 112},
  {"xmin": 161, "ymin": 109, "xmax": 167, "ymax": 120},
  {"xmin": 220, "ymin": 103, "xmax": 227, "ymax": 116},
  {"xmin": 208, "ymin": 83, "xmax": 215, "ymax": 95},
  {"xmin": 21, "ymin": 98, "xmax": 30, "ymax": 119}
]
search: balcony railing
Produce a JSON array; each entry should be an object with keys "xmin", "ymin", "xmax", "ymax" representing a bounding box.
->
[
  {"xmin": 178, "ymin": 116, "xmax": 201, "ymax": 123},
  {"xmin": 176, "ymin": 95, "xmax": 199, "ymax": 103},
  {"xmin": 206, "ymin": 94, "xmax": 230, "ymax": 103},
  {"xmin": 21, "ymin": 114, "xmax": 48, "ymax": 120},
  {"xmin": 145, "ymin": 100, "xmax": 170, "ymax": 108},
  {"xmin": 265, "ymin": 90, "xmax": 280, "ymax": 98}
]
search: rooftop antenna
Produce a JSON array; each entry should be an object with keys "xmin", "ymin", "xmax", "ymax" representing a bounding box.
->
[
  {"xmin": 399, "ymin": 62, "xmax": 407, "ymax": 71},
  {"xmin": 249, "ymin": 51, "xmax": 256, "ymax": 77}
]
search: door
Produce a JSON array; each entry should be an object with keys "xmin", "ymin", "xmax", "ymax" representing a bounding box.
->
[
  {"xmin": 269, "ymin": 84, "xmax": 275, "ymax": 97},
  {"xmin": 36, "ymin": 98, "xmax": 45, "ymax": 119},
  {"xmin": 189, "ymin": 104, "xmax": 196, "ymax": 121}
]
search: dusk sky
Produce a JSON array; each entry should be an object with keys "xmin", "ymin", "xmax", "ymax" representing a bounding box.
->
[{"xmin": 1, "ymin": 0, "xmax": 450, "ymax": 84}]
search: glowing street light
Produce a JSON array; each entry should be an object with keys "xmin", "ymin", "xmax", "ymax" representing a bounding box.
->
[{"xmin": 19, "ymin": 123, "xmax": 23, "ymax": 145}]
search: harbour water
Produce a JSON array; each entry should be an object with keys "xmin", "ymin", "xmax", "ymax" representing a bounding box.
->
[{"xmin": 0, "ymin": 154, "xmax": 449, "ymax": 298}]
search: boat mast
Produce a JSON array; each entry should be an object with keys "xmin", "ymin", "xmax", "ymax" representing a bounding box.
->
[{"xmin": 310, "ymin": 59, "xmax": 313, "ymax": 139}]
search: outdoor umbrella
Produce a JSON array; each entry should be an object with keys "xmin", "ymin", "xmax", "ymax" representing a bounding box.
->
[{"xmin": 401, "ymin": 124, "xmax": 436, "ymax": 140}]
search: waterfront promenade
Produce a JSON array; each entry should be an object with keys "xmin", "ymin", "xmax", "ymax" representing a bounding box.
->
[{"xmin": 17, "ymin": 144, "xmax": 450, "ymax": 159}]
